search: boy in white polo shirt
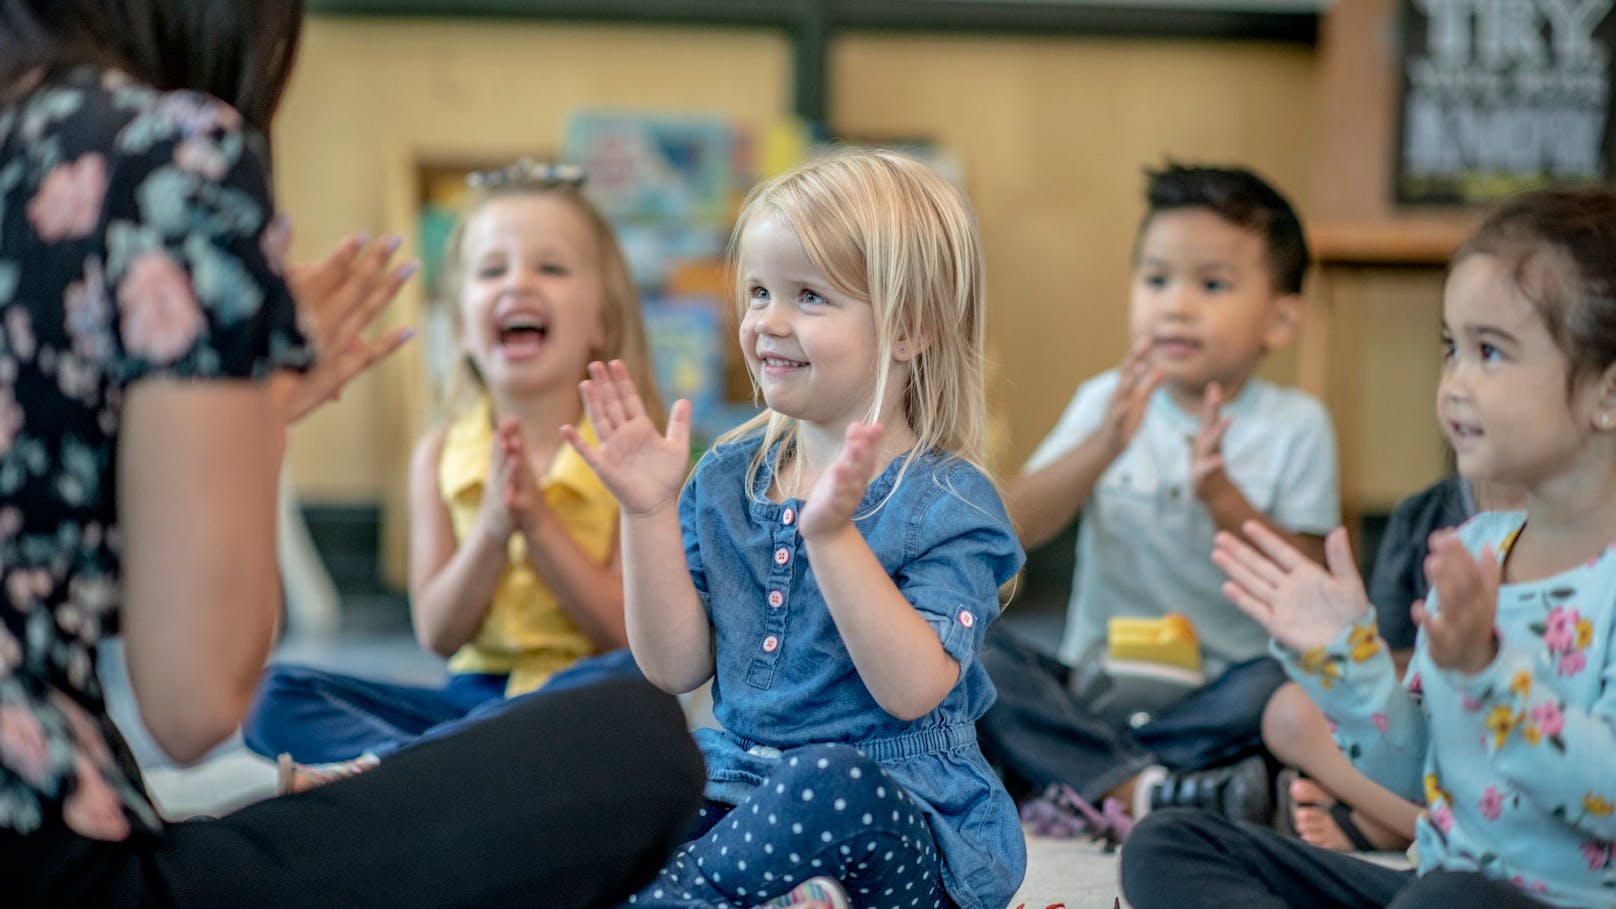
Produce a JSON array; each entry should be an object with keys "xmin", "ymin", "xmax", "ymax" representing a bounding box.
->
[{"xmin": 981, "ymin": 164, "xmax": 1339, "ymax": 833}]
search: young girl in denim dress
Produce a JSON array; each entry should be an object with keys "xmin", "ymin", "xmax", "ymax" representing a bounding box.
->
[
  {"xmin": 567, "ymin": 149, "xmax": 1026, "ymax": 909},
  {"xmin": 1124, "ymin": 189, "xmax": 1616, "ymax": 909}
]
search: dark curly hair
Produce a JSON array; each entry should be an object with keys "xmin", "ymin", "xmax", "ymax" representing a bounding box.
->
[{"xmin": 1139, "ymin": 163, "xmax": 1310, "ymax": 295}]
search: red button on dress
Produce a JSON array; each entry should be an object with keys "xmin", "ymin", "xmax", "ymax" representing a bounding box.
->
[
  {"xmin": 762, "ymin": 635, "xmax": 779, "ymax": 653},
  {"xmin": 774, "ymin": 547, "xmax": 790, "ymax": 566},
  {"xmin": 768, "ymin": 590, "xmax": 784, "ymax": 608},
  {"xmin": 958, "ymin": 610, "xmax": 975, "ymax": 628},
  {"xmin": 782, "ymin": 508, "xmax": 795, "ymax": 525}
]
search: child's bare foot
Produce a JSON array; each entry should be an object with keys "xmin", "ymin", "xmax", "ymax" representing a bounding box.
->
[
  {"xmin": 1290, "ymin": 778, "xmax": 1407, "ymax": 852},
  {"xmin": 276, "ymin": 752, "xmax": 379, "ymax": 795}
]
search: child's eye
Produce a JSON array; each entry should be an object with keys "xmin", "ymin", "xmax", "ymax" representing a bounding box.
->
[
  {"xmin": 476, "ymin": 264, "xmax": 506, "ymax": 280},
  {"xmin": 800, "ymin": 290, "xmax": 826, "ymax": 306},
  {"xmin": 1480, "ymin": 342, "xmax": 1503, "ymax": 362},
  {"xmin": 1203, "ymin": 279, "xmax": 1230, "ymax": 293},
  {"xmin": 1142, "ymin": 274, "xmax": 1168, "ymax": 290},
  {"xmin": 1439, "ymin": 336, "xmax": 1456, "ymax": 361},
  {"xmin": 747, "ymin": 285, "xmax": 769, "ymax": 305},
  {"xmin": 539, "ymin": 263, "xmax": 569, "ymax": 276}
]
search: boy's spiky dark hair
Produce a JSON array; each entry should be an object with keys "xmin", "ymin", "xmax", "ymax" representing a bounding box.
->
[{"xmin": 1142, "ymin": 163, "xmax": 1310, "ymax": 295}]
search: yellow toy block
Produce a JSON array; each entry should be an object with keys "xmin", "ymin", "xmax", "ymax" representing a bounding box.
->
[{"xmin": 1107, "ymin": 614, "xmax": 1201, "ymax": 673}]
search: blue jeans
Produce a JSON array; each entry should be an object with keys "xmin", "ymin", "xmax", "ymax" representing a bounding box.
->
[
  {"xmin": 976, "ymin": 625, "xmax": 1286, "ymax": 804},
  {"xmin": 243, "ymin": 648, "xmax": 645, "ymax": 763},
  {"xmin": 622, "ymin": 744, "xmax": 946, "ymax": 909}
]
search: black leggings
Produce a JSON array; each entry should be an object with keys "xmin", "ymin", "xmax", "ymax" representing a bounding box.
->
[
  {"xmin": 1122, "ymin": 808, "xmax": 1556, "ymax": 909},
  {"xmin": 3, "ymin": 677, "xmax": 704, "ymax": 909}
]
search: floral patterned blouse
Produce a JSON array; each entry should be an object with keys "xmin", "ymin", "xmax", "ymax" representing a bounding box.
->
[
  {"xmin": 0, "ymin": 66, "xmax": 310, "ymax": 841},
  {"xmin": 1281, "ymin": 511, "xmax": 1616, "ymax": 908}
]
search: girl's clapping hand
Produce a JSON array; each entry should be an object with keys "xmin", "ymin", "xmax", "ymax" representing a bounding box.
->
[
  {"xmin": 1412, "ymin": 531, "xmax": 1501, "ymax": 674},
  {"xmin": 1213, "ymin": 522, "xmax": 1371, "ymax": 652},
  {"xmin": 799, "ymin": 422, "xmax": 881, "ymax": 541},
  {"xmin": 566, "ymin": 359, "xmax": 691, "ymax": 518}
]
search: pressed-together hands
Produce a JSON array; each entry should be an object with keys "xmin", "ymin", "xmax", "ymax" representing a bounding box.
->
[
  {"xmin": 564, "ymin": 360, "xmax": 693, "ymax": 518},
  {"xmin": 472, "ymin": 419, "xmax": 552, "ymax": 543},
  {"xmin": 1214, "ymin": 521, "xmax": 1501, "ymax": 673},
  {"xmin": 282, "ymin": 230, "xmax": 417, "ymax": 424}
]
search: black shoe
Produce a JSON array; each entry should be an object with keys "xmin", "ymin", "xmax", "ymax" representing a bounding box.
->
[{"xmin": 1149, "ymin": 754, "xmax": 1272, "ymax": 824}]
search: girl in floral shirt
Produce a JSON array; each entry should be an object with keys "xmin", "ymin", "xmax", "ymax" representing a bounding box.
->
[{"xmin": 1123, "ymin": 188, "xmax": 1616, "ymax": 909}]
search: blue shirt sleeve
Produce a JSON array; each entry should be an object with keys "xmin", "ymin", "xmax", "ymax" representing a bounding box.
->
[
  {"xmin": 680, "ymin": 454, "xmax": 710, "ymax": 611},
  {"xmin": 892, "ymin": 463, "xmax": 1025, "ymax": 665}
]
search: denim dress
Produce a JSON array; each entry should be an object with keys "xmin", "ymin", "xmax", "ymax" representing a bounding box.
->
[{"xmin": 679, "ymin": 435, "xmax": 1027, "ymax": 909}]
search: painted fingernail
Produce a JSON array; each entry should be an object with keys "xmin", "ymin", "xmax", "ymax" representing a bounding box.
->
[
  {"xmin": 384, "ymin": 235, "xmax": 404, "ymax": 254},
  {"xmin": 355, "ymin": 232, "xmax": 372, "ymax": 246},
  {"xmin": 398, "ymin": 327, "xmax": 417, "ymax": 342},
  {"xmin": 398, "ymin": 261, "xmax": 420, "ymax": 280}
]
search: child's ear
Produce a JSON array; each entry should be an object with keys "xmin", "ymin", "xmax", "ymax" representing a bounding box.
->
[
  {"xmin": 1262, "ymin": 293, "xmax": 1302, "ymax": 350},
  {"xmin": 1594, "ymin": 362, "xmax": 1616, "ymax": 431},
  {"xmin": 893, "ymin": 328, "xmax": 930, "ymax": 363}
]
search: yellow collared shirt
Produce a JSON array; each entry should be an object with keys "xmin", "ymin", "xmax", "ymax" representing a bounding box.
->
[{"xmin": 437, "ymin": 397, "xmax": 617, "ymax": 695}]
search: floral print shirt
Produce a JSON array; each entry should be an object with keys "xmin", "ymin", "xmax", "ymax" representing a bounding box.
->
[
  {"xmin": 0, "ymin": 66, "xmax": 310, "ymax": 841},
  {"xmin": 1280, "ymin": 511, "xmax": 1616, "ymax": 908}
]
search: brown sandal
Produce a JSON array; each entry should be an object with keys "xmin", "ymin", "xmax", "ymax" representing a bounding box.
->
[{"xmin": 276, "ymin": 752, "xmax": 379, "ymax": 796}]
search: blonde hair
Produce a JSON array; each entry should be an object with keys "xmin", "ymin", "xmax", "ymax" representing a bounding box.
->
[
  {"xmin": 435, "ymin": 183, "xmax": 663, "ymax": 429},
  {"xmin": 717, "ymin": 148, "xmax": 990, "ymax": 493}
]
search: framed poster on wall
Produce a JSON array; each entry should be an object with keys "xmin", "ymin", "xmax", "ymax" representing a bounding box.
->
[{"xmin": 1395, "ymin": 0, "xmax": 1616, "ymax": 205}]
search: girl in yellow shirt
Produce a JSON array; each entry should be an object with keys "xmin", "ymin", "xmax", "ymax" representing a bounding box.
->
[{"xmin": 244, "ymin": 162, "xmax": 662, "ymax": 782}]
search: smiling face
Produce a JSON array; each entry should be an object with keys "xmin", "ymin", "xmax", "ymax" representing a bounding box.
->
[
  {"xmin": 457, "ymin": 194, "xmax": 605, "ymax": 399},
  {"xmin": 737, "ymin": 212, "xmax": 901, "ymax": 434},
  {"xmin": 1438, "ymin": 253, "xmax": 1601, "ymax": 486},
  {"xmin": 1129, "ymin": 208, "xmax": 1296, "ymax": 407}
]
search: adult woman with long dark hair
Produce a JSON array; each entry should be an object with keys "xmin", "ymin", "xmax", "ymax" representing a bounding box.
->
[{"xmin": 0, "ymin": 3, "xmax": 701, "ymax": 905}]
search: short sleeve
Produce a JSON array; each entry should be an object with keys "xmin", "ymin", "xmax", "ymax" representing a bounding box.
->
[
  {"xmin": 894, "ymin": 465, "xmax": 1025, "ymax": 664},
  {"xmin": 100, "ymin": 91, "xmax": 311, "ymax": 383},
  {"xmin": 1021, "ymin": 371, "xmax": 1116, "ymax": 473},
  {"xmin": 680, "ymin": 458, "xmax": 710, "ymax": 610},
  {"xmin": 1268, "ymin": 395, "xmax": 1340, "ymax": 536}
]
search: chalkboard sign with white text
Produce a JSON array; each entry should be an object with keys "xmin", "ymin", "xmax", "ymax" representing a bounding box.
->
[{"xmin": 1396, "ymin": 0, "xmax": 1615, "ymax": 204}]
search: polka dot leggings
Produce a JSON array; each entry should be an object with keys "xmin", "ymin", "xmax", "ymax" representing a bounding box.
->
[{"xmin": 624, "ymin": 743, "xmax": 950, "ymax": 909}]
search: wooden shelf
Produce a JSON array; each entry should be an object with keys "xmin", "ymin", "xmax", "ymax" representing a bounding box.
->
[{"xmin": 1309, "ymin": 217, "xmax": 1479, "ymax": 267}]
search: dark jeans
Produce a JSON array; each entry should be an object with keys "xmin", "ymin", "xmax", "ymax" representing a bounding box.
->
[
  {"xmin": 6, "ymin": 678, "xmax": 705, "ymax": 909},
  {"xmin": 976, "ymin": 625, "xmax": 1287, "ymax": 803},
  {"xmin": 243, "ymin": 648, "xmax": 645, "ymax": 763},
  {"xmin": 1122, "ymin": 809, "xmax": 1553, "ymax": 909}
]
